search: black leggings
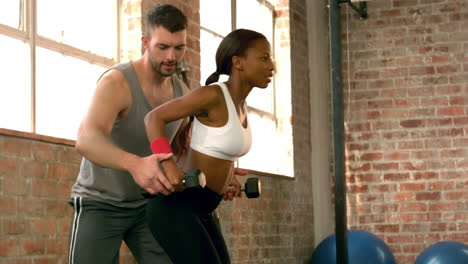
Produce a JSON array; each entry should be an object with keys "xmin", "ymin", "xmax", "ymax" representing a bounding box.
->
[{"xmin": 146, "ymin": 187, "xmax": 230, "ymax": 264}]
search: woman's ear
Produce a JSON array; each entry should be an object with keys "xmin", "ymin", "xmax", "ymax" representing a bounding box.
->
[{"xmin": 232, "ymin": 56, "xmax": 244, "ymax": 71}]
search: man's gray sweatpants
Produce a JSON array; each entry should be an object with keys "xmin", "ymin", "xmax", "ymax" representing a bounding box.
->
[{"xmin": 68, "ymin": 197, "xmax": 173, "ymax": 264}]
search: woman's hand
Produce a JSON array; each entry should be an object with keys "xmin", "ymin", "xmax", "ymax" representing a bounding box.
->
[
  {"xmin": 160, "ymin": 158, "xmax": 186, "ymax": 192},
  {"xmin": 223, "ymin": 168, "xmax": 249, "ymax": 200}
]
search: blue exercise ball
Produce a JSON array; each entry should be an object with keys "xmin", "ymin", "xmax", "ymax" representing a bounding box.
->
[
  {"xmin": 414, "ymin": 241, "xmax": 468, "ymax": 264},
  {"xmin": 310, "ymin": 229, "xmax": 395, "ymax": 264}
]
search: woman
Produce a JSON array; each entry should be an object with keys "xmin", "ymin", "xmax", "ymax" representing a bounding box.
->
[{"xmin": 144, "ymin": 28, "xmax": 275, "ymax": 264}]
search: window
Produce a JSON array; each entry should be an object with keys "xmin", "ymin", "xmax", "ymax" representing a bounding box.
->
[
  {"xmin": 0, "ymin": 0, "xmax": 118, "ymax": 140},
  {"xmin": 200, "ymin": 0, "xmax": 294, "ymax": 177}
]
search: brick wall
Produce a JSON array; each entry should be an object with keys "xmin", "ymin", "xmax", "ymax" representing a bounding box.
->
[
  {"xmin": 140, "ymin": 1, "xmax": 315, "ymax": 263},
  {"xmin": 342, "ymin": 0, "xmax": 468, "ymax": 263},
  {"xmin": 0, "ymin": 131, "xmax": 79, "ymax": 264},
  {"xmin": 0, "ymin": 0, "xmax": 314, "ymax": 263}
]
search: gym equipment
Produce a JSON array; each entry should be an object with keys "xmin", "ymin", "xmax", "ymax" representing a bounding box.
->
[
  {"xmin": 181, "ymin": 168, "xmax": 206, "ymax": 189},
  {"xmin": 241, "ymin": 177, "xmax": 261, "ymax": 198},
  {"xmin": 142, "ymin": 168, "xmax": 206, "ymax": 198},
  {"xmin": 309, "ymin": 229, "xmax": 396, "ymax": 264},
  {"xmin": 414, "ymin": 241, "xmax": 468, "ymax": 264}
]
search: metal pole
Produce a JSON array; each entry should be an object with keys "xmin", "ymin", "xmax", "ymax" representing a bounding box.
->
[{"xmin": 329, "ymin": 0, "xmax": 348, "ymax": 263}]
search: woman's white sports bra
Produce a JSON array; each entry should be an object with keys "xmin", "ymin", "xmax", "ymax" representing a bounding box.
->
[{"xmin": 190, "ymin": 82, "xmax": 252, "ymax": 161}]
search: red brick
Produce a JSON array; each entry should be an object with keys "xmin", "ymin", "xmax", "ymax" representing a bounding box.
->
[
  {"xmin": 401, "ymin": 203, "xmax": 427, "ymax": 212},
  {"xmin": 387, "ymin": 213, "xmax": 414, "ymax": 223},
  {"xmin": 428, "ymin": 181, "xmax": 454, "ymax": 191},
  {"xmin": 387, "ymin": 234, "xmax": 414, "ymax": 243},
  {"xmin": 47, "ymin": 163, "xmax": 74, "ymax": 181},
  {"xmin": 402, "ymin": 223, "xmax": 429, "ymax": 232},
  {"xmin": 0, "ymin": 197, "xmax": 18, "ymax": 214},
  {"xmin": 428, "ymin": 202, "xmax": 458, "ymax": 211},
  {"xmin": 59, "ymin": 182, "xmax": 73, "ymax": 198},
  {"xmin": 416, "ymin": 192, "xmax": 441, "ymax": 201},
  {"xmin": 414, "ymin": 172, "xmax": 438, "ymax": 180},
  {"xmin": 45, "ymin": 238, "xmax": 68, "ymax": 255},
  {"xmin": 30, "ymin": 179, "xmax": 57, "ymax": 197},
  {"xmin": 445, "ymin": 191, "xmax": 468, "ymax": 200},
  {"xmin": 401, "ymin": 183, "xmax": 425, "ymax": 191},
  {"xmin": 18, "ymin": 198, "xmax": 45, "ymax": 216},
  {"xmin": 31, "ymin": 142, "xmax": 58, "ymax": 161},
  {"xmin": 21, "ymin": 160, "xmax": 46, "ymax": 178},
  {"xmin": 375, "ymin": 224, "xmax": 399, "ymax": 233},
  {"xmin": 380, "ymin": 9, "xmax": 402, "ymax": 17},
  {"xmin": 437, "ymin": 106, "xmax": 465, "ymax": 116},
  {"xmin": 0, "ymin": 238, "xmax": 18, "ymax": 256},
  {"xmin": 415, "ymin": 212, "xmax": 442, "ymax": 222},
  {"xmin": 0, "ymin": 157, "xmax": 18, "ymax": 175},
  {"xmin": 372, "ymin": 162, "xmax": 399, "ymax": 171},
  {"xmin": 390, "ymin": 192, "xmax": 415, "ymax": 202},
  {"xmin": 383, "ymin": 152, "xmax": 409, "ymax": 160},
  {"xmin": 58, "ymin": 148, "xmax": 82, "ymax": 164},
  {"xmin": 32, "ymin": 219, "xmax": 56, "ymax": 236},
  {"xmin": 2, "ymin": 218, "xmax": 28, "ymax": 235},
  {"xmin": 32, "ymin": 256, "xmax": 59, "ymax": 264},
  {"xmin": 443, "ymin": 233, "xmax": 468, "ymax": 241},
  {"xmin": 20, "ymin": 238, "xmax": 46, "ymax": 255},
  {"xmin": 414, "ymin": 233, "xmax": 441, "ymax": 243},
  {"xmin": 4, "ymin": 138, "xmax": 32, "ymax": 158},
  {"xmin": 383, "ymin": 173, "xmax": 410, "ymax": 181},
  {"xmin": 3, "ymin": 177, "xmax": 28, "ymax": 195},
  {"xmin": 401, "ymin": 161, "xmax": 426, "ymax": 170},
  {"xmin": 403, "ymin": 243, "xmax": 426, "ymax": 253}
]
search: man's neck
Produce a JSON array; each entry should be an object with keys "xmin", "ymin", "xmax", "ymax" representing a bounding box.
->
[
  {"xmin": 134, "ymin": 57, "xmax": 172, "ymax": 90},
  {"xmin": 131, "ymin": 57, "xmax": 175, "ymax": 108}
]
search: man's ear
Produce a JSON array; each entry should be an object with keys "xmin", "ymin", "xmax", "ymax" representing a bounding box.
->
[
  {"xmin": 232, "ymin": 56, "xmax": 244, "ymax": 71},
  {"xmin": 142, "ymin": 35, "xmax": 149, "ymax": 50}
]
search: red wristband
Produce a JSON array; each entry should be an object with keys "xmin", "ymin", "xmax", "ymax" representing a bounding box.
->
[{"xmin": 150, "ymin": 138, "xmax": 172, "ymax": 154}]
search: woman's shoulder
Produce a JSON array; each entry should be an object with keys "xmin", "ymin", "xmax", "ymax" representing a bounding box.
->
[{"xmin": 194, "ymin": 83, "xmax": 225, "ymax": 99}]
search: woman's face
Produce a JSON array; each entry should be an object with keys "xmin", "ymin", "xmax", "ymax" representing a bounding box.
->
[{"xmin": 242, "ymin": 38, "xmax": 275, "ymax": 88}]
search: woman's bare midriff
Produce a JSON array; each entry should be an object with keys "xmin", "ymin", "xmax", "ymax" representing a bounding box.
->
[{"xmin": 180, "ymin": 148, "xmax": 234, "ymax": 195}]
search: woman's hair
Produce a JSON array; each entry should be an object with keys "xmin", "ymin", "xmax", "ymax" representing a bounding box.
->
[
  {"xmin": 205, "ymin": 29, "xmax": 267, "ymax": 85},
  {"xmin": 145, "ymin": 4, "xmax": 187, "ymax": 39}
]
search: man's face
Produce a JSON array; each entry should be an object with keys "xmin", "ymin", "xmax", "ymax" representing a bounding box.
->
[{"xmin": 145, "ymin": 26, "xmax": 187, "ymax": 77}]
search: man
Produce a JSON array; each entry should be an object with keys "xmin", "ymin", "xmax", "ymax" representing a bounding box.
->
[
  {"xmin": 68, "ymin": 4, "xmax": 245, "ymax": 264},
  {"xmin": 68, "ymin": 5, "xmax": 188, "ymax": 263}
]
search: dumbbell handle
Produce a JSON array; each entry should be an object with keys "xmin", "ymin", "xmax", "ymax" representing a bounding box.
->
[{"xmin": 142, "ymin": 169, "xmax": 206, "ymax": 198}]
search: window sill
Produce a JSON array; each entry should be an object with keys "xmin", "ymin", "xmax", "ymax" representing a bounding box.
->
[
  {"xmin": 240, "ymin": 168, "xmax": 295, "ymax": 180},
  {"xmin": 0, "ymin": 128, "xmax": 75, "ymax": 146},
  {"xmin": 0, "ymin": 129, "xmax": 294, "ymax": 179}
]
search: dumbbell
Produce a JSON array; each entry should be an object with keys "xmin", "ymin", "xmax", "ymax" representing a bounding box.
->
[
  {"xmin": 181, "ymin": 168, "xmax": 206, "ymax": 189},
  {"xmin": 142, "ymin": 168, "xmax": 206, "ymax": 198},
  {"xmin": 241, "ymin": 177, "xmax": 261, "ymax": 198}
]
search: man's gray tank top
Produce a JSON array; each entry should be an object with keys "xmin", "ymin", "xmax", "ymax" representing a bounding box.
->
[{"xmin": 70, "ymin": 62, "xmax": 184, "ymax": 208}]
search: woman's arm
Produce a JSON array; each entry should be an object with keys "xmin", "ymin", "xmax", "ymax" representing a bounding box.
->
[{"xmin": 144, "ymin": 85, "xmax": 221, "ymax": 190}]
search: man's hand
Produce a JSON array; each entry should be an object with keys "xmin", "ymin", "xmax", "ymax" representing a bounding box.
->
[
  {"xmin": 223, "ymin": 168, "xmax": 249, "ymax": 201},
  {"xmin": 129, "ymin": 153, "xmax": 175, "ymax": 196}
]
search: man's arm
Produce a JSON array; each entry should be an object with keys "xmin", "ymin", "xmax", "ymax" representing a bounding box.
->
[{"xmin": 75, "ymin": 70, "xmax": 174, "ymax": 195}]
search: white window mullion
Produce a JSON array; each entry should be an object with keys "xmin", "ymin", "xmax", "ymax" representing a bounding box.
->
[
  {"xmin": 115, "ymin": 0, "xmax": 121, "ymax": 62},
  {"xmin": 28, "ymin": 0, "xmax": 37, "ymax": 133},
  {"xmin": 0, "ymin": 24, "xmax": 27, "ymax": 40},
  {"xmin": 36, "ymin": 36, "xmax": 116, "ymax": 68},
  {"xmin": 231, "ymin": 0, "xmax": 236, "ymax": 30}
]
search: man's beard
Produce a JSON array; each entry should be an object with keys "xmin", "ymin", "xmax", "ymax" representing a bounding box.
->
[{"xmin": 149, "ymin": 52, "xmax": 178, "ymax": 77}]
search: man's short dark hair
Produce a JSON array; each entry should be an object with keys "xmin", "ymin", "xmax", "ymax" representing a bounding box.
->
[{"xmin": 145, "ymin": 4, "xmax": 187, "ymax": 37}]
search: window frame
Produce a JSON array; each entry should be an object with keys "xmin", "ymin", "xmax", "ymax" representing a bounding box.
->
[
  {"xmin": 200, "ymin": 0, "xmax": 276, "ymax": 119},
  {"xmin": 200, "ymin": 0, "xmax": 294, "ymax": 177},
  {"xmin": 0, "ymin": 0, "xmax": 119, "ymax": 134}
]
